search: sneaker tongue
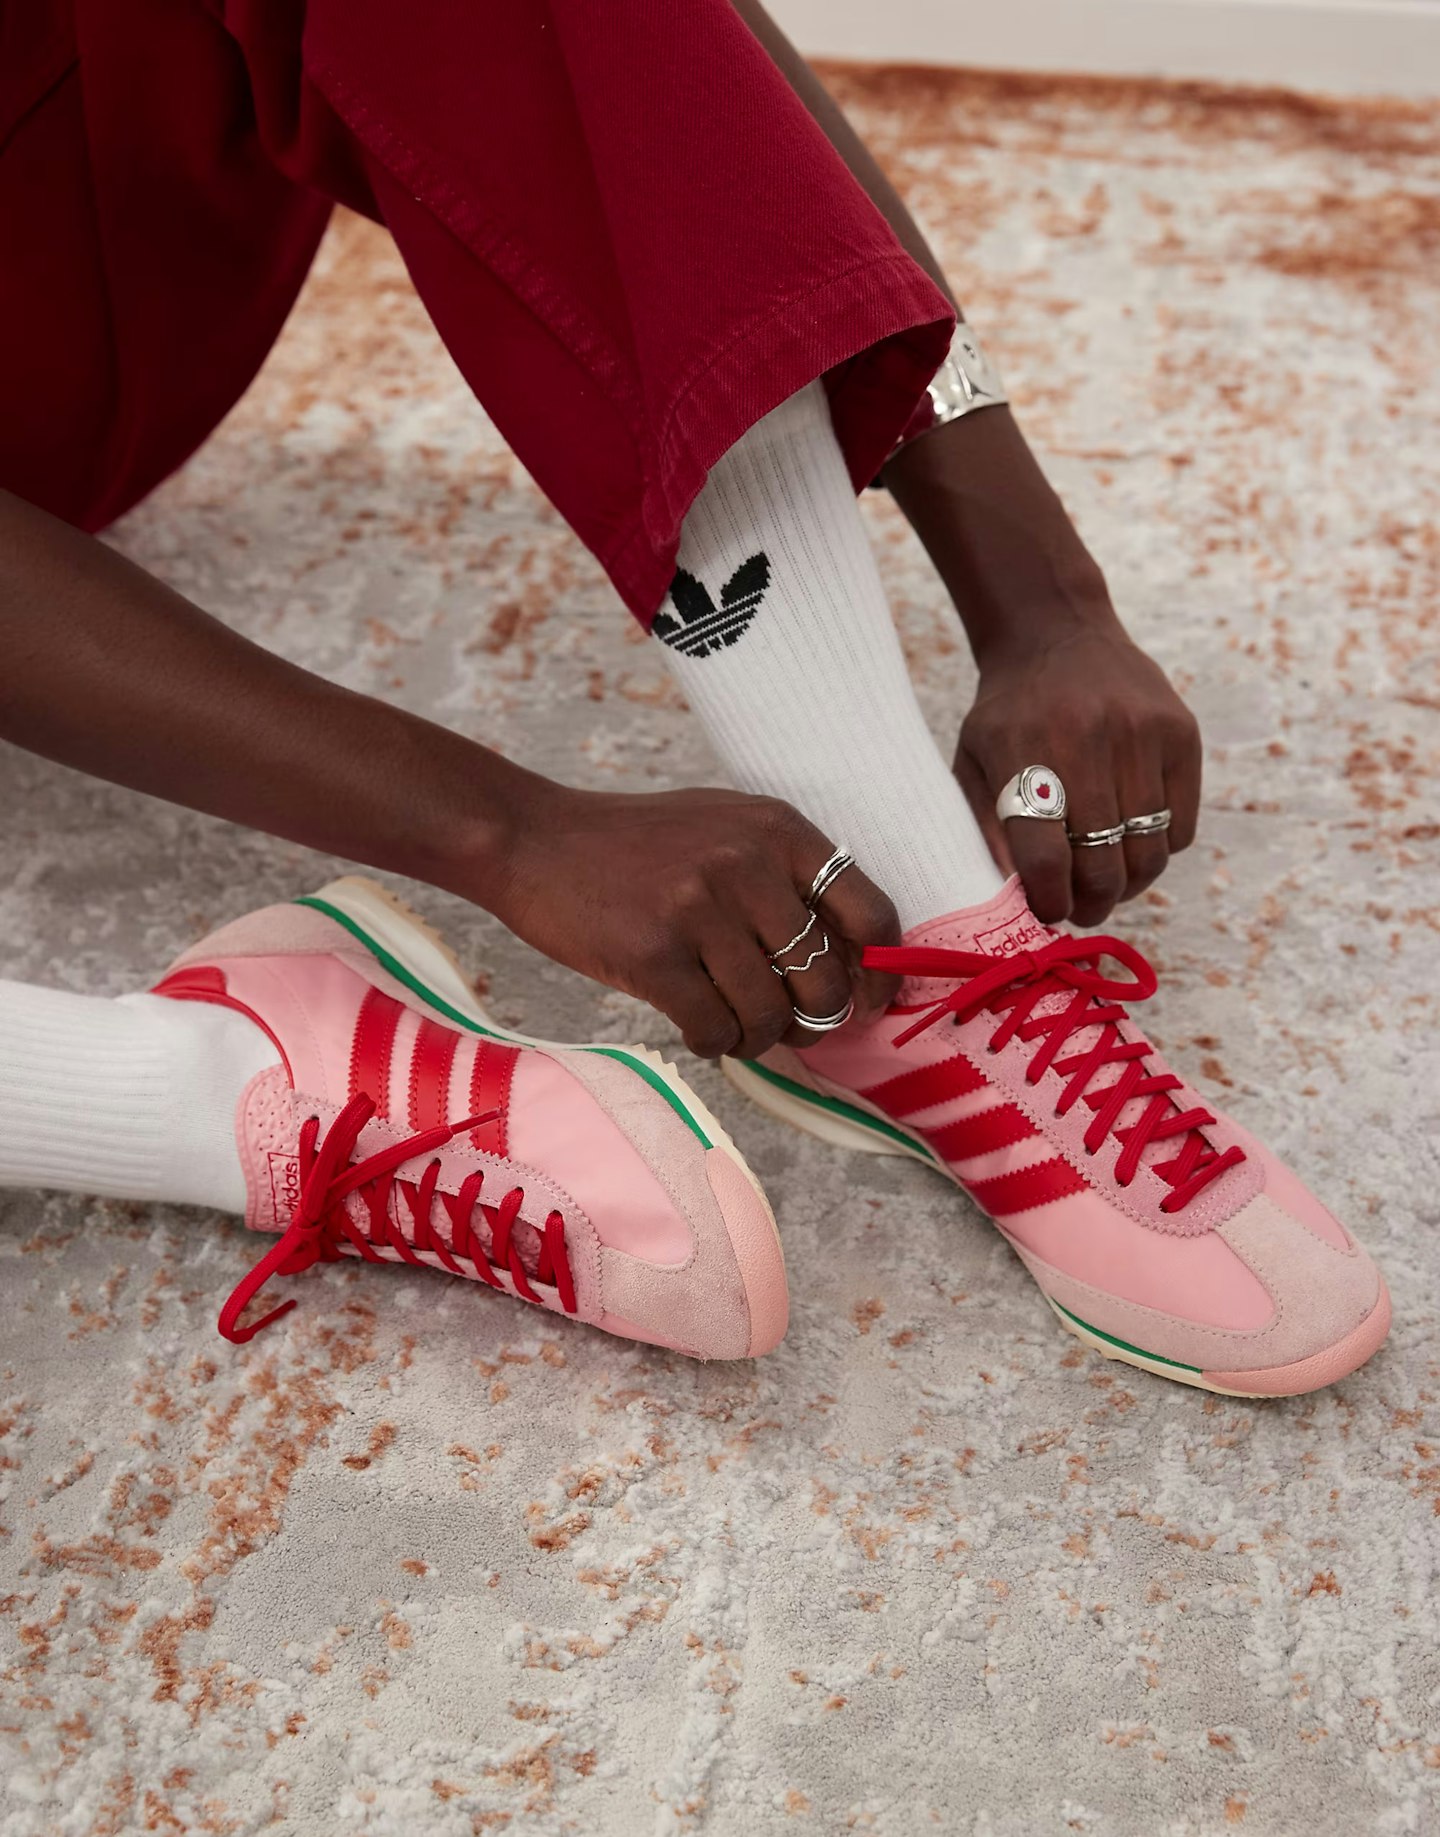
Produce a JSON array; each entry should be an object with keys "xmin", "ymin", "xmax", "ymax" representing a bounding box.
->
[{"xmin": 898, "ymin": 876, "xmax": 1057, "ymax": 1000}]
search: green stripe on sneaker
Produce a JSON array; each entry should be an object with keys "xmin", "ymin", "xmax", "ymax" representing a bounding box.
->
[
  {"xmin": 294, "ymin": 896, "xmax": 711, "ymax": 1146},
  {"xmin": 740, "ymin": 1059, "xmax": 942, "ymax": 1164},
  {"xmin": 1050, "ymin": 1298, "xmax": 1201, "ymax": 1373}
]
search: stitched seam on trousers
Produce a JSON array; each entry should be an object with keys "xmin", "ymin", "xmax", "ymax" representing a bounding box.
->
[
  {"xmin": 305, "ymin": 57, "xmax": 654, "ymax": 471},
  {"xmin": 542, "ymin": 256, "xmax": 946, "ymax": 602},
  {"xmin": 652, "ymin": 249, "xmax": 947, "ymax": 488}
]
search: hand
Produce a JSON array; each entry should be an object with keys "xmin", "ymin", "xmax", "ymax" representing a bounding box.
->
[
  {"xmin": 879, "ymin": 404, "xmax": 1203, "ymax": 930},
  {"xmin": 954, "ymin": 621, "xmax": 1202, "ymax": 928},
  {"xmin": 487, "ymin": 782, "xmax": 902, "ymax": 1059}
]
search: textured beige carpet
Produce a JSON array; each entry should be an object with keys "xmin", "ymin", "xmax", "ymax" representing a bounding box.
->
[{"xmin": 2, "ymin": 66, "xmax": 1439, "ymax": 1837}]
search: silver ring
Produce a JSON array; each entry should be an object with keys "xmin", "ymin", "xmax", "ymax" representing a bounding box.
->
[
  {"xmin": 995, "ymin": 766, "xmax": 1067, "ymax": 824},
  {"xmin": 1123, "ymin": 808, "xmax": 1172, "ymax": 836},
  {"xmin": 807, "ymin": 847, "xmax": 854, "ymax": 906},
  {"xmin": 770, "ymin": 928, "xmax": 832, "ymax": 979},
  {"xmin": 791, "ymin": 996, "xmax": 855, "ymax": 1034},
  {"xmin": 766, "ymin": 908, "xmax": 818, "ymax": 965},
  {"xmin": 1068, "ymin": 823, "xmax": 1128, "ymax": 848}
]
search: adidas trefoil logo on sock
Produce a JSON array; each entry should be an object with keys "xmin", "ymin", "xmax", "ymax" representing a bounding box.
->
[{"xmin": 654, "ymin": 553, "xmax": 770, "ymax": 658}]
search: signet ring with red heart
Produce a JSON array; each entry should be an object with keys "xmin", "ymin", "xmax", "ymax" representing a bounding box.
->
[{"xmin": 995, "ymin": 765, "xmax": 1068, "ymax": 823}]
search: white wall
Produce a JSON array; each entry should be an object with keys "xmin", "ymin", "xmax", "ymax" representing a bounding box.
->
[{"xmin": 769, "ymin": 0, "xmax": 1440, "ymax": 96}]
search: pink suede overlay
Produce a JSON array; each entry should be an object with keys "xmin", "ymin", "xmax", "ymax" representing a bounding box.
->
[
  {"xmin": 1204, "ymin": 1285, "xmax": 1391, "ymax": 1395},
  {"xmin": 1230, "ymin": 1125, "xmax": 1353, "ymax": 1253},
  {"xmin": 591, "ymin": 1136, "xmax": 752, "ymax": 1361},
  {"xmin": 1010, "ymin": 1201, "xmax": 1382, "ymax": 1376},
  {"xmin": 998, "ymin": 1188, "xmax": 1273, "ymax": 1328}
]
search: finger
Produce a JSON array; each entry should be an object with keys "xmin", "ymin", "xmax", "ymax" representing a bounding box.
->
[
  {"xmin": 1164, "ymin": 722, "xmax": 1203, "ymax": 853},
  {"xmin": 1004, "ymin": 816, "xmax": 1075, "ymax": 927},
  {"xmin": 1116, "ymin": 768, "xmax": 1171, "ymax": 904},
  {"xmin": 1055, "ymin": 769, "xmax": 1126, "ymax": 930},
  {"xmin": 966, "ymin": 739, "xmax": 1073, "ymax": 922},
  {"xmin": 756, "ymin": 913, "xmax": 856, "ymax": 1055},
  {"xmin": 802, "ymin": 853, "xmax": 901, "ymax": 1020},
  {"xmin": 697, "ymin": 919, "xmax": 806, "ymax": 1063},
  {"xmin": 953, "ymin": 745, "xmax": 1016, "ymax": 878},
  {"xmin": 644, "ymin": 954, "xmax": 745, "ymax": 1061},
  {"xmin": 1119, "ymin": 822, "xmax": 1169, "ymax": 903}
]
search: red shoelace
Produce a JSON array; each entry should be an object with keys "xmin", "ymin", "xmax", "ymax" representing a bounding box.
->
[
  {"xmin": 863, "ymin": 933, "xmax": 1245, "ymax": 1214},
  {"xmin": 218, "ymin": 1091, "xmax": 577, "ymax": 1343}
]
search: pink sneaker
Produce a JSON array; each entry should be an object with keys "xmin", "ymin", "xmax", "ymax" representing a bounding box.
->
[
  {"xmin": 724, "ymin": 877, "xmax": 1389, "ymax": 1397},
  {"xmin": 154, "ymin": 879, "xmax": 786, "ymax": 1359}
]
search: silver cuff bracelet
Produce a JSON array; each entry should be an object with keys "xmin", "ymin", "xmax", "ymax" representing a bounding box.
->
[{"xmin": 890, "ymin": 324, "xmax": 1008, "ymax": 464}]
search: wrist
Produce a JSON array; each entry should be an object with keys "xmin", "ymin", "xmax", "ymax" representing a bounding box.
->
[
  {"xmin": 968, "ymin": 553, "xmax": 1123, "ymax": 674},
  {"xmin": 884, "ymin": 405, "xmax": 1125, "ymax": 667},
  {"xmin": 388, "ymin": 717, "xmax": 546, "ymax": 915}
]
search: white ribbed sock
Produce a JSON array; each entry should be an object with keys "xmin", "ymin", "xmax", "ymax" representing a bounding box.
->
[
  {"xmin": 656, "ymin": 381, "xmax": 1003, "ymax": 931},
  {"xmin": 0, "ymin": 983, "xmax": 280, "ymax": 1213}
]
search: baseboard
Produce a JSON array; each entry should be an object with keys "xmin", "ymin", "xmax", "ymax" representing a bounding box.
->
[{"xmin": 770, "ymin": 0, "xmax": 1440, "ymax": 97}]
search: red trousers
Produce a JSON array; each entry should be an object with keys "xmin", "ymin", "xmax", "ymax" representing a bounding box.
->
[{"xmin": 0, "ymin": 1, "xmax": 953, "ymax": 622}]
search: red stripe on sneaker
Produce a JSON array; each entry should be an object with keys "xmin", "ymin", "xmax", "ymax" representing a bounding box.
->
[
  {"xmin": 349, "ymin": 988, "xmax": 404, "ymax": 1118},
  {"xmin": 965, "ymin": 1158, "xmax": 1088, "ymax": 1216},
  {"xmin": 926, "ymin": 1102, "xmax": 1039, "ymax": 1165},
  {"xmin": 469, "ymin": 1041, "xmax": 519, "ymax": 1155},
  {"xmin": 862, "ymin": 1052, "xmax": 986, "ymax": 1119},
  {"xmin": 409, "ymin": 1019, "xmax": 460, "ymax": 1133}
]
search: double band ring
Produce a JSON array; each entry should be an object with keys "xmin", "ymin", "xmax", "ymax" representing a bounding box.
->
[
  {"xmin": 791, "ymin": 996, "xmax": 855, "ymax": 1034},
  {"xmin": 996, "ymin": 766, "xmax": 1067, "ymax": 824},
  {"xmin": 1124, "ymin": 808, "xmax": 1171, "ymax": 836},
  {"xmin": 807, "ymin": 847, "xmax": 854, "ymax": 905}
]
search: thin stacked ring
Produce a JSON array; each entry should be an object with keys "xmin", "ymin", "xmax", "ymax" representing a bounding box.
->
[
  {"xmin": 1068, "ymin": 822, "xmax": 1128, "ymax": 849},
  {"xmin": 807, "ymin": 846, "xmax": 854, "ymax": 905}
]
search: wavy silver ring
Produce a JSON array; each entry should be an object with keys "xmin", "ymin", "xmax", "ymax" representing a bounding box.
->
[
  {"xmin": 1123, "ymin": 808, "xmax": 1172, "ymax": 835},
  {"xmin": 807, "ymin": 847, "xmax": 855, "ymax": 906},
  {"xmin": 791, "ymin": 995, "xmax": 855, "ymax": 1034},
  {"xmin": 1068, "ymin": 823, "xmax": 1128, "ymax": 849},
  {"xmin": 770, "ymin": 929, "xmax": 833, "ymax": 979},
  {"xmin": 766, "ymin": 908, "xmax": 819, "ymax": 965}
]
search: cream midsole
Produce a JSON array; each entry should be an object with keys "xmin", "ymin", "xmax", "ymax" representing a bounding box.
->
[{"xmin": 721, "ymin": 1054, "xmax": 935, "ymax": 1165}]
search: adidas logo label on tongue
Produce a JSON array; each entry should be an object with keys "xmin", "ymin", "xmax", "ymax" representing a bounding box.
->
[
  {"xmin": 973, "ymin": 911, "xmax": 1051, "ymax": 959},
  {"xmin": 267, "ymin": 1151, "xmax": 302, "ymax": 1225}
]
